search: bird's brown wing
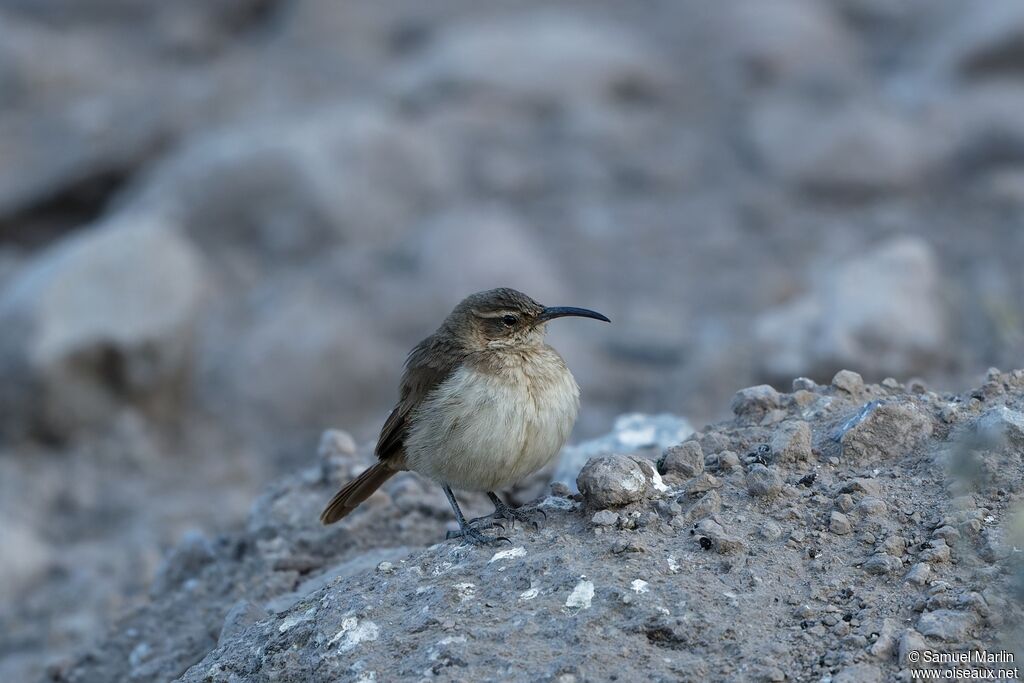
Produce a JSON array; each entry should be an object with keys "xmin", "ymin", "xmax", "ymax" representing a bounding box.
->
[{"xmin": 375, "ymin": 334, "xmax": 461, "ymax": 464}]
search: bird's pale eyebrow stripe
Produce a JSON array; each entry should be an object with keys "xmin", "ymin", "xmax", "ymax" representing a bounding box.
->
[{"xmin": 471, "ymin": 308, "xmax": 518, "ymax": 319}]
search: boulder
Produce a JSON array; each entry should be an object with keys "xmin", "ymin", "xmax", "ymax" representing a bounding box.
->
[
  {"xmin": 0, "ymin": 213, "xmax": 208, "ymax": 437},
  {"xmin": 195, "ymin": 276, "xmax": 403, "ymax": 436},
  {"xmin": 703, "ymin": 0, "xmax": 861, "ymax": 88},
  {"xmin": 396, "ymin": 11, "xmax": 669, "ymax": 107},
  {"xmin": 126, "ymin": 105, "xmax": 453, "ymax": 275},
  {"xmin": 750, "ymin": 100, "xmax": 929, "ymax": 197},
  {"xmin": 754, "ymin": 236, "xmax": 949, "ymax": 381}
]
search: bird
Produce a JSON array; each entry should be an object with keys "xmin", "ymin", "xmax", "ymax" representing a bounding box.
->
[{"xmin": 319, "ymin": 287, "xmax": 609, "ymax": 545}]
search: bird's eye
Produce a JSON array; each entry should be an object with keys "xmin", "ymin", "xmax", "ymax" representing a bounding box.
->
[{"xmin": 501, "ymin": 314, "xmax": 518, "ymax": 327}]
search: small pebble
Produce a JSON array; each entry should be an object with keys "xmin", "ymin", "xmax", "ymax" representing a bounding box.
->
[
  {"xmin": 863, "ymin": 553, "xmax": 902, "ymax": 575},
  {"xmin": 919, "ymin": 540, "xmax": 951, "ymax": 564},
  {"xmin": 858, "ymin": 497, "xmax": 888, "ymax": 516},
  {"xmin": 746, "ymin": 464, "xmax": 783, "ymax": 498},
  {"xmin": 661, "ymin": 441, "xmax": 704, "ymax": 478},
  {"xmin": 832, "ymin": 370, "xmax": 865, "ymax": 394},
  {"xmin": 759, "ymin": 521, "xmax": 782, "ymax": 541},
  {"xmin": 829, "ymin": 511, "xmax": 852, "ymax": 535},
  {"xmin": 905, "ymin": 563, "xmax": 931, "ymax": 585},
  {"xmin": 695, "ymin": 518, "xmax": 745, "ymax": 554},
  {"xmin": 835, "ymin": 494, "xmax": 854, "ymax": 512},
  {"xmin": 792, "ymin": 377, "xmax": 817, "ymax": 391},
  {"xmin": 577, "ymin": 455, "xmax": 653, "ymax": 509},
  {"xmin": 899, "ymin": 629, "xmax": 927, "ymax": 666},
  {"xmin": 717, "ymin": 450, "xmax": 741, "ymax": 471},
  {"xmin": 771, "ymin": 421, "xmax": 813, "ymax": 463},
  {"xmin": 591, "ymin": 510, "xmax": 619, "ymax": 527}
]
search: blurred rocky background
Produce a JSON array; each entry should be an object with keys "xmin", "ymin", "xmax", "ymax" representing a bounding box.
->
[{"xmin": 1, "ymin": 0, "xmax": 1023, "ymax": 680}]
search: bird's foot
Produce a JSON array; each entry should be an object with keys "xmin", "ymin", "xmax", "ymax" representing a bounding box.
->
[
  {"xmin": 446, "ymin": 522, "xmax": 511, "ymax": 546},
  {"xmin": 492, "ymin": 500, "xmax": 547, "ymax": 530}
]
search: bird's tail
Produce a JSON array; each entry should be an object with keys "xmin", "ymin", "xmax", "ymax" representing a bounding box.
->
[{"xmin": 319, "ymin": 462, "xmax": 396, "ymax": 525}]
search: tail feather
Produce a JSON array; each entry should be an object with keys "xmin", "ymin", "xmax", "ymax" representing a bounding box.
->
[{"xmin": 320, "ymin": 462, "xmax": 396, "ymax": 525}]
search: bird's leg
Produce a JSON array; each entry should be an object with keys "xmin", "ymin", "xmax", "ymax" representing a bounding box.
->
[
  {"xmin": 442, "ymin": 486, "xmax": 510, "ymax": 546},
  {"xmin": 479, "ymin": 491, "xmax": 548, "ymax": 530}
]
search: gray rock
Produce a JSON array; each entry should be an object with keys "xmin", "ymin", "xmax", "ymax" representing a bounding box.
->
[
  {"xmin": 197, "ymin": 276, "xmax": 404, "ymax": 435},
  {"xmin": 703, "ymin": 0, "xmax": 860, "ymax": 87},
  {"xmin": 0, "ymin": 213, "xmax": 208, "ymax": 437},
  {"xmin": 396, "ymin": 11, "xmax": 669, "ymax": 107},
  {"xmin": 869, "ymin": 618, "xmax": 900, "ymax": 659},
  {"xmin": 863, "ymin": 553, "xmax": 902, "ymax": 575},
  {"xmin": 129, "ymin": 105, "xmax": 453, "ymax": 271},
  {"xmin": 973, "ymin": 405, "xmax": 1024, "ymax": 450},
  {"xmin": 591, "ymin": 510, "xmax": 619, "ymax": 527},
  {"xmin": 878, "ymin": 536, "xmax": 906, "ymax": 557},
  {"xmin": 842, "ymin": 478, "xmax": 882, "ymax": 497},
  {"xmin": 695, "ymin": 518, "xmax": 745, "ymax": 554},
  {"xmin": 899, "ymin": 629, "xmax": 928, "ymax": 666},
  {"xmin": 683, "ymin": 473, "xmax": 722, "ymax": 497},
  {"xmin": 857, "ymin": 497, "xmax": 889, "ymax": 517},
  {"xmin": 751, "ymin": 101, "xmax": 928, "ymax": 197},
  {"xmin": 754, "ymin": 237, "xmax": 948, "ymax": 381},
  {"xmin": 771, "ymin": 420, "xmax": 813, "ymax": 463},
  {"xmin": 153, "ymin": 530, "xmax": 216, "ymax": 594},
  {"xmin": 731, "ymin": 385, "xmax": 783, "ymax": 418},
  {"xmin": 0, "ymin": 519, "xmax": 50, "ymax": 602},
  {"xmin": 678, "ymin": 490, "xmax": 722, "ymax": 525},
  {"xmin": 746, "ymin": 464, "xmax": 783, "ymax": 498},
  {"xmin": 905, "ymin": 563, "xmax": 932, "ymax": 586},
  {"xmin": 717, "ymin": 451, "xmax": 741, "ymax": 471},
  {"xmin": 263, "ymin": 546, "xmax": 414, "ymax": 615},
  {"xmin": 833, "ymin": 663, "xmax": 883, "ymax": 683},
  {"xmin": 932, "ymin": 0, "xmax": 1024, "ymax": 77},
  {"xmin": 661, "ymin": 441, "xmax": 704, "ymax": 477},
  {"xmin": 554, "ymin": 413, "xmax": 693, "ymax": 490},
  {"xmin": 917, "ymin": 609, "xmax": 979, "ymax": 642},
  {"xmin": 577, "ymin": 454, "xmax": 655, "ymax": 509},
  {"xmin": 919, "ymin": 540, "xmax": 951, "ymax": 564},
  {"xmin": 412, "ymin": 206, "xmax": 568, "ymax": 303},
  {"xmin": 218, "ymin": 600, "xmax": 270, "ymax": 645},
  {"xmin": 0, "ymin": 22, "xmax": 182, "ymax": 221},
  {"xmin": 317, "ymin": 429, "xmax": 359, "ymax": 483},
  {"xmin": 841, "ymin": 402, "xmax": 933, "ymax": 464},
  {"xmin": 832, "ymin": 370, "xmax": 865, "ymax": 394},
  {"xmin": 830, "ymin": 511, "xmax": 852, "ymax": 535},
  {"xmin": 792, "ymin": 377, "xmax": 818, "ymax": 391}
]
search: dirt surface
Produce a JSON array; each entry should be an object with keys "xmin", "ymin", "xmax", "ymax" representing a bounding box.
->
[{"xmin": 45, "ymin": 369, "xmax": 1024, "ymax": 682}]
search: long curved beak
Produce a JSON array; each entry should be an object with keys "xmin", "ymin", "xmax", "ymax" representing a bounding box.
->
[{"xmin": 536, "ymin": 306, "xmax": 611, "ymax": 324}]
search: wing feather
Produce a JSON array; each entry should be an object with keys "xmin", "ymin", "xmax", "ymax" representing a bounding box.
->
[{"xmin": 374, "ymin": 333, "xmax": 461, "ymax": 463}]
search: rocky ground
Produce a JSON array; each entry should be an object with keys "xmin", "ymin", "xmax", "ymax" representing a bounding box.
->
[
  {"xmin": 3, "ymin": 1, "xmax": 1024, "ymax": 681},
  {"xmin": 43, "ymin": 369, "xmax": 1024, "ymax": 682}
]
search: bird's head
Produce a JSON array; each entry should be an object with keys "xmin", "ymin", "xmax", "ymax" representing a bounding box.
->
[{"xmin": 444, "ymin": 287, "xmax": 610, "ymax": 352}]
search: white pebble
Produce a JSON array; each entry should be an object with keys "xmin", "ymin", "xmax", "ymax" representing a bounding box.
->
[
  {"xmin": 489, "ymin": 546, "xmax": 527, "ymax": 563},
  {"xmin": 565, "ymin": 580, "xmax": 595, "ymax": 609}
]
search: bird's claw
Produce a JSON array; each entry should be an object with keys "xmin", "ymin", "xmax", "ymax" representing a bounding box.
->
[
  {"xmin": 446, "ymin": 525, "xmax": 512, "ymax": 546},
  {"xmin": 466, "ymin": 515, "xmax": 506, "ymax": 532},
  {"xmin": 495, "ymin": 504, "xmax": 547, "ymax": 530}
]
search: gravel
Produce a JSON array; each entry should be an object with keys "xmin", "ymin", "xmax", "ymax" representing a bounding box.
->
[{"xmin": 37, "ymin": 371, "xmax": 1024, "ymax": 682}]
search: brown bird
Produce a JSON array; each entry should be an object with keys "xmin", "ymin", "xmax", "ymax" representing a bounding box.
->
[{"xmin": 320, "ymin": 287, "xmax": 609, "ymax": 545}]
